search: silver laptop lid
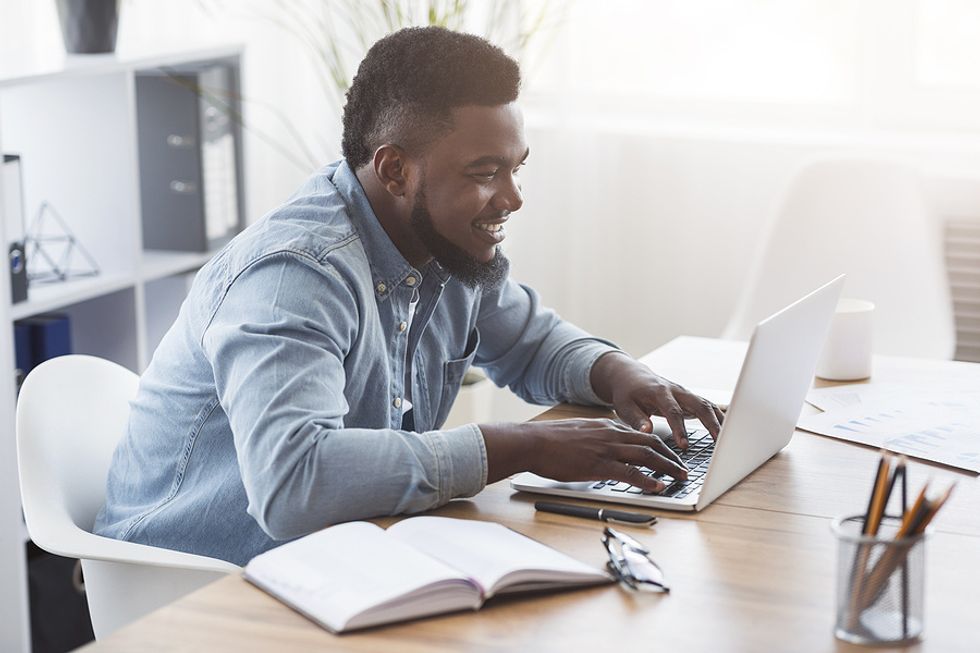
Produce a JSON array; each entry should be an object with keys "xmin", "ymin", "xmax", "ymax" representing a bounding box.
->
[{"xmin": 695, "ymin": 275, "xmax": 844, "ymax": 509}]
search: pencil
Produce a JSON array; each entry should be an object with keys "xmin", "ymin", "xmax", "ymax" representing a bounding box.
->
[
  {"xmin": 862, "ymin": 454, "xmax": 890, "ymax": 535},
  {"xmin": 866, "ymin": 453, "xmax": 893, "ymax": 536},
  {"xmin": 912, "ymin": 483, "xmax": 956, "ymax": 536},
  {"xmin": 898, "ymin": 482, "xmax": 930, "ymax": 537}
]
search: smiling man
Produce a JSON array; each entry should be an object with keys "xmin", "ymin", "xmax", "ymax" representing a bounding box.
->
[{"xmin": 95, "ymin": 27, "xmax": 723, "ymax": 565}]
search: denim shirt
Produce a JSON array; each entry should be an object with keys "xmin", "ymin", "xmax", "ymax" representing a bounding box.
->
[{"xmin": 95, "ymin": 160, "xmax": 618, "ymax": 566}]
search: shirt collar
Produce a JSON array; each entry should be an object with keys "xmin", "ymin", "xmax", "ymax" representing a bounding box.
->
[{"xmin": 329, "ymin": 160, "xmax": 450, "ymax": 294}]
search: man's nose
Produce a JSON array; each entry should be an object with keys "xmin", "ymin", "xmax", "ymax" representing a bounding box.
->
[{"xmin": 493, "ymin": 175, "xmax": 523, "ymax": 214}]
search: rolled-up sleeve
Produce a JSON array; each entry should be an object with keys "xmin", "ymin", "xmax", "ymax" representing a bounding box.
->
[
  {"xmin": 474, "ymin": 278, "xmax": 620, "ymax": 407},
  {"xmin": 202, "ymin": 252, "xmax": 486, "ymax": 540}
]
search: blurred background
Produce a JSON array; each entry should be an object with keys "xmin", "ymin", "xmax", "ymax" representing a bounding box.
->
[{"xmin": 2, "ymin": 0, "xmax": 979, "ymax": 399}]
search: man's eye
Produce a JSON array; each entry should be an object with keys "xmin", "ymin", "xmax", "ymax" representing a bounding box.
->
[{"xmin": 471, "ymin": 171, "xmax": 496, "ymax": 181}]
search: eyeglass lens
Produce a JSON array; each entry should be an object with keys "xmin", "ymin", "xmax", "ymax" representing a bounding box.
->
[{"xmin": 603, "ymin": 527, "xmax": 670, "ymax": 592}]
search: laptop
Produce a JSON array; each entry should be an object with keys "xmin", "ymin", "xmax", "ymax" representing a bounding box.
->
[{"xmin": 511, "ymin": 275, "xmax": 845, "ymax": 512}]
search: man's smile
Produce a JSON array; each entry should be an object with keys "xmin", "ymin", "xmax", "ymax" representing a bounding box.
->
[{"xmin": 473, "ymin": 217, "xmax": 508, "ymax": 244}]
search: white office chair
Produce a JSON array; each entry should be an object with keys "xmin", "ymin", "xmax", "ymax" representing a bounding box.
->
[
  {"xmin": 16, "ymin": 355, "xmax": 239, "ymax": 639},
  {"xmin": 724, "ymin": 158, "xmax": 955, "ymax": 359}
]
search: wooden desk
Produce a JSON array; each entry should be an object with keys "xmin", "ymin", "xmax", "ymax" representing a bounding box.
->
[{"xmin": 81, "ymin": 337, "xmax": 979, "ymax": 653}]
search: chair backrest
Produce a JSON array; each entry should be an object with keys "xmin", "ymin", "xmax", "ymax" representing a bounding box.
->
[
  {"xmin": 724, "ymin": 158, "xmax": 955, "ymax": 359},
  {"xmin": 16, "ymin": 355, "xmax": 139, "ymax": 551},
  {"xmin": 16, "ymin": 354, "xmax": 239, "ymax": 640}
]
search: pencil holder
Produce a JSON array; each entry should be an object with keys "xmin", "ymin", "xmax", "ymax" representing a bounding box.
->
[{"xmin": 831, "ymin": 515, "xmax": 928, "ymax": 646}]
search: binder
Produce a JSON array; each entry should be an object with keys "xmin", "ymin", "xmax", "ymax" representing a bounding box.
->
[
  {"xmin": 14, "ymin": 322, "xmax": 31, "ymax": 387},
  {"xmin": 135, "ymin": 59, "xmax": 244, "ymax": 252},
  {"xmin": 29, "ymin": 314, "xmax": 72, "ymax": 363},
  {"xmin": 14, "ymin": 314, "xmax": 73, "ymax": 379},
  {"xmin": 2, "ymin": 154, "xmax": 28, "ymax": 303}
]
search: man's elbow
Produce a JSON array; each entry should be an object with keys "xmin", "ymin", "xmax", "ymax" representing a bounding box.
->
[
  {"xmin": 245, "ymin": 482, "xmax": 328, "ymax": 541},
  {"xmin": 245, "ymin": 484, "xmax": 365, "ymax": 541},
  {"xmin": 248, "ymin": 501, "xmax": 311, "ymax": 541}
]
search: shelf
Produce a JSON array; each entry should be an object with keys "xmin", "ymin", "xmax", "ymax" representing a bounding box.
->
[
  {"xmin": 10, "ymin": 271, "xmax": 135, "ymax": 321},
  {"xmin": 5, "ymin": 252, "xmax": 214, "ymax": 322},
  {"xmin": 0, "ymin": 42, "xmax": 247, "ymax": 653},
  {"xmin": 0, "ymin": 43, "xmax": 243, "ymax": 89},
  {"xmin": 140, "ymin": 250, "xmax": 215, "ymax": 283}
]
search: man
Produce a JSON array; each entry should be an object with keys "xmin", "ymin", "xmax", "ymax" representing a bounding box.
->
[{"xmin": 95, "ymin": 27, "xmax": 724, "ymax": 566}]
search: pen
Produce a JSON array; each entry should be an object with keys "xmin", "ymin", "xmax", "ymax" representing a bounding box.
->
[
  {"xmin": 534, "ymin": 501, "xmax": 658, "ymax": 526},
  {"xmin": 882, "ymin": 455, "xmax": 907, "ymax": 519}
]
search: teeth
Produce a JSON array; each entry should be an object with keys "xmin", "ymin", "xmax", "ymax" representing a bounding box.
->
[{"xmin": 477, "ymin": 223, "xmax": 504, "ymax": 233}]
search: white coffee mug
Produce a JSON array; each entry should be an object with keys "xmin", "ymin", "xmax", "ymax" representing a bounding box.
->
[{"xmin": 816, "ymin": 298, "xmax": 874, "ymax": 381}]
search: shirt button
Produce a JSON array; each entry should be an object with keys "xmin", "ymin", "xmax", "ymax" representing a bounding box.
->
[
  {"xmin": 376, "ymin": 282, "xmax": 386, "ymax": 294},
  {"xmin": 398, "ymin": 321, "xmax": 408, "ymax": 332},
  {"xmin": 393, "ymin": 397, "xmax": 402, "ymax": 409},
  {"xmin": 405, "ymin": 276, "xmax": 417, "ymax": 286}
]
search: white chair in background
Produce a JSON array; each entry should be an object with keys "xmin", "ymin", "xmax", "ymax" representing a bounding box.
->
[
  {"xmin": 16, "ymin": 355, "xmax": 239, "ymax": 639},
  {"xmin": 724, "ymin": 158, "xmax": 955, "ymax": 359}
]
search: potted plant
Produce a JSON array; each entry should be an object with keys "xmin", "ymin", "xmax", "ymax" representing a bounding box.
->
[{"xmin": 55, "ymin": 0, "xmax": 121, "ymax": 54}]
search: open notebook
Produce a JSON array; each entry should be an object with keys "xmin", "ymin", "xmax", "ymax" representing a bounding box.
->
[{"xmin": 244, "ymin": 516, "xmax": 610, "ymax": 633}]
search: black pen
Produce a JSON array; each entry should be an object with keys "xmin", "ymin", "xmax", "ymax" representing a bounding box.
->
[{"xmin": 534, "ymin": 501, "xmax": 658, "ymax": 526}]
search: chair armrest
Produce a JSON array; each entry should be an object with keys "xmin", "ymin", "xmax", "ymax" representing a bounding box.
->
[{"xmin": 29, "ymin": 520, "xmax": 241, "ymax": 574}]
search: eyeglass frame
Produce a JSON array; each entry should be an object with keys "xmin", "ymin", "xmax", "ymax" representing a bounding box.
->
[{"xmin": 602, "ymin": 526, "xmax": 670, "ymax": 592}]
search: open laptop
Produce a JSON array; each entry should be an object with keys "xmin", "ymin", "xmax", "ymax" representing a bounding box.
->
[{"xmin": 511, "ymin": 275, "xmax": 845, "ymax": 512}]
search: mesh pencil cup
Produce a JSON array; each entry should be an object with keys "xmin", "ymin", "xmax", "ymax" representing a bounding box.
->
[{"xmin": 831, "ymin": 515, "xmax": 929, "ymax": 646}]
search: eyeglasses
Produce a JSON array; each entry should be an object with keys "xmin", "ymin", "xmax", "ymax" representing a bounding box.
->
[{"xmin": 602, "ymin": 526, "xmax": 670, "ymax": 592}]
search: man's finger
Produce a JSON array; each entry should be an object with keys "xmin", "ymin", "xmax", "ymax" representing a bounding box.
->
[
  {"xmin": 614, "ymin": 427, "xmax": 685, "ymax": 468},
  {"xmin": 602, "ymin": 460, "xmax": 665, "ymax": 493},
  {"xmin": 615, "ymin": 443, "xmax": 688, "ymax": 481},
  {"xmin": 637, "ymin": 432, "xmax": 685, "ymax": 469},
  {"xmin": 688, "ymin": 397, "xmax": 722, "ymax": 439},
  {"xmin": 660, "ymin": 396, "xmax": 689, "ymax": 449},
  {"xmin": 713, "ymin": 405, "xmax": 726, "ymax": 436},
  {"xmin": 615, "ymin": 401, "xmax": 652, "ymax": 433}
]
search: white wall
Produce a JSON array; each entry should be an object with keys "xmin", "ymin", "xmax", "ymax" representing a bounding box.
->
[
  {"xmin": 511, "ymin": 118, "xmax": 980, "ymax": 357},
  {"xmin": 6, "ymin": 0, "xmax": 980, "ymax": 420}
]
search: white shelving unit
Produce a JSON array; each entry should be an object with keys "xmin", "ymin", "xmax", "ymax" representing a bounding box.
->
[{"xmin": 0, "ymin": 44, "xmax": 243, "ymax": 653}]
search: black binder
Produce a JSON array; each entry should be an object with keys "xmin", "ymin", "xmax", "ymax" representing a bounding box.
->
[{"xmin": 135, "ymin": 59, "xmax": 245, "ymax": 252}]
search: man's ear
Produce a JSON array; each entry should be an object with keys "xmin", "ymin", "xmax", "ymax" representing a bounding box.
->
[{"xmin": 372, "ymin": 144, "xmax": 412, "ymax": 198}]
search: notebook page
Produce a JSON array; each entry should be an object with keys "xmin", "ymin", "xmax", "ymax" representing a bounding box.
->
[
  {"xmin": 244, "ymin": 522, "xmax": 474, "ymax": 631},
  {"xmin": 387, "ymin": 517, "xmax": 605, "ymax": 596}
]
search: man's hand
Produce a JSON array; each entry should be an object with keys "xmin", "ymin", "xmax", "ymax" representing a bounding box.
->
[
  {"xmin": 590, "ymin": 350, "xmax": 725, "ymax": 449},
  {"xmin": 481, "ymin": 419, "xmax": 689, "ymax": 491}
]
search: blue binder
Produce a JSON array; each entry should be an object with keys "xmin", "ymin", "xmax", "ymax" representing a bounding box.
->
[{"xmin": 13, "ymin": 314, "xmax": 73, "ymax": 378}]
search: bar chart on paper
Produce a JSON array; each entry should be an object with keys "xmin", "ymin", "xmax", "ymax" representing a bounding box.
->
[{"xmin": 799, "ymin": 384, "xmax": 980, "ymax": 473}]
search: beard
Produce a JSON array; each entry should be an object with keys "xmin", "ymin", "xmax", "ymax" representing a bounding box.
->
[{"xmin": 410, "ymin": 188, "xmax": 510, "ymax": 290}]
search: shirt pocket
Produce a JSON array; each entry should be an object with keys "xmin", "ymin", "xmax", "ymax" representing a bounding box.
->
[{"xmin": 433, "ymin": 327, "xmax": 481, "ymax": 428}]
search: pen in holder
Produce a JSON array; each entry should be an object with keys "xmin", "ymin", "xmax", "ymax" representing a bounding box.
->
[{"xmin": 832, "ymin": 515, "xmax": 929, "ymax": 646}]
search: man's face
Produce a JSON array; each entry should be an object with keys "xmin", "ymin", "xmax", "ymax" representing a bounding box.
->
[{"xmin": 409, "ymin": 103, "xmax": 528, "ymax": 288}]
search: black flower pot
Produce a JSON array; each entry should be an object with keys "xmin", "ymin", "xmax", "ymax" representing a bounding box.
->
[{"xmin": 55, "ymin": 0, "xmax": 120, "ymax": 54}]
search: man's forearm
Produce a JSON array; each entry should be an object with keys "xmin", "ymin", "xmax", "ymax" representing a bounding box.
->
[{"xmin": 479, "ymin": 351, "xmax": 638, "ymax": 484}]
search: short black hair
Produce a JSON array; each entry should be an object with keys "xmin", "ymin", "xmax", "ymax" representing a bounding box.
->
[{"xmin": 342, "ymin": 27, "xmax": 521, "ymax": 170}]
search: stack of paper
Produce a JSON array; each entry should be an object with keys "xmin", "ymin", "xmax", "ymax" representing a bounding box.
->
[{"xmin": 799, "ymin": 383, "xmax": 980, "ymax": 473}]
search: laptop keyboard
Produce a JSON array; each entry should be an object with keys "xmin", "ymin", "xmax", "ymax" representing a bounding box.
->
[{"xmin": 590, "ymin": 428, "xmax": 714, "ymax": 499}]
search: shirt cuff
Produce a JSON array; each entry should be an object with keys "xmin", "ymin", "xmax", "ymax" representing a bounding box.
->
[
  {"xmin": 563, "ymin": 340, "xmax": 622, "ymax": 407},
  {"xmin": 422, "ymin": 423, "xmax": 487, "ymax": 503}
]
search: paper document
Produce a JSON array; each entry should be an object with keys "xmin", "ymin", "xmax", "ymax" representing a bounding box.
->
[
  {"xmin": 799, "ymin": 384, "xmax": 980, "ymax": 473},
  {"xmin": 806, "ymin": 382, "xmax": 978, "ymax": 413}
]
